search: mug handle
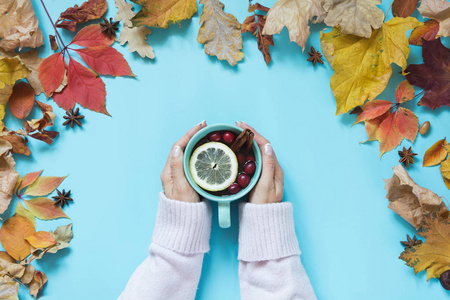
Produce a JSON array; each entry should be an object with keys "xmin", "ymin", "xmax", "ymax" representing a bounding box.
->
[{"xmin": 218, "ymin": 202, "xmax": 231, "ymax": 228}]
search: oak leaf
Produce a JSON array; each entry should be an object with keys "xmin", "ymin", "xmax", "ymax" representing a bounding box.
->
[
  {"xmin": 423, "ymin": 138, "xmax": 448, "ymax": 167},
  {"xmin": 418, "ymin": 0, "xmax": 450, "ymax": 37},
  {"xmin": 24, "ymin": 198, "xmax": 69, "ymax": 220},
  {"xmin": 405, "ymin": 38, "xmax": 450, "ymax": 109},
  {"xmin": 392, "ymin": 0, "xmax": 418, "ymax": 18},
  {"xmin": 9, "ymin": 82, "xmax": 35, "ymax": 119},
  {"xmin": 25, "ymin": 231, "xmax": 56, "ymax": 249},
  {"xmin": 320, "ymin": 17, "xmax": 420, "ymax": 114},
  {"xmin": 56, "ymin": 0, "xmax": 107, "ymax": 31},
  {"xmin": 132, "ymin": 0, "xmax": 197, "ymax": 28},
  {"xmin": 409, "ymin": 19, "xmax": 440, "ymax": 45},
  {"xmin": 0, "ymin": 0, "xmax": 44, "ymax": 51},
  {"xmin": 399, "ymin": 214, "xmax": 450, "ymax": 280},
  {"xmin": 0, "ymin": 140, "xmax": 19, "ymax": 214},
  {"xmin": 323, "ymin": 0, "xmax": 384, "ymax": 38},
  {"xmin": 197, "ymin": 0, "xmax": 244, "ymax": 66},
  {"xmin": 262, "ymin": 0, "xmax": 326, "ymax": 50},
  {"xmin": 0, "ymin": 214, "xmax": 35, "ymax": 261},
  {"xmin": 384, "ymin": 165, "xmax": 448, "ymax": 229}
]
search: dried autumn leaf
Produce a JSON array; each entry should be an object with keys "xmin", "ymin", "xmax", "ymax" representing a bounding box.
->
[
  {"xmin": 0, "ymin": 0, "xmax": 44, "ymax": 51},
  {"xmin": 132, "ymin": 0, "xmax": 197, "ymax": 28},
  {"xmin": 28, "ymin": 271, "xmax": 47, "ymax": 298},
  {"xmin": 25, "ymin": 198, "xmax": 69, "ymax": 220},
  {"xmin": 119, "ymin": 26, "xmax": 155, "ymax": 59},
  {"xmin": 56, "ymin": 0, "xmax": 107, "ymax": 31},
  {"xmin": 24, "ymin": 175, "xmax": 67, "ymax": 196},
  {"xmin": 320, "ymin": 17, "xmax": 420, "ymax": 114},
  {"xmin": 75, "ymin": 47, "xmax": 135, "ymax": 76},
  {"xmin": 0, "ymin": 131, "xmax": 31, "ymax": 156},
  {"xmin": 384, "ymin": 165, "xmax": 448, "ymax": 229},
  {"xmin": 0, "ymin": 277, "xmax": 19, "ymax": 300},
  {"xmin": 18, "ymin": 170, "xmax": 42, "ymax": 192},
  {"xmin": 418, "ymin": 0, "xmax": 450, "ymax": 37},
  {"xmin": 15, "ymin": 201, "xmax": 35, "ymax": 226},
  {"xmin": 405, "ymin": 38, "xmax": 450, "ymax": 109},
  {"xmin": 441, "ymin": 158, "xmax": 450, "ymax": 180},
  {"xmin": 392, "ymin": 0, "xmax": 418, "ymax": 17},
  {"xmin": 0, "ymin": 214, "xmax": 35, "ymax": 261},
  {"xmin": 0, "ymin": 57, "xmax": 30, "ymax": 90},
  {"xmin": 399, "ymin": 214, "xmax": 450, "ymax": 280},
  {"xmin": 9, "ymin": 82, "xmax": 35, "ymax": 119},
  {"xmin": 409, "ymin": 19, "xmax": 440, "ymax": 45},
  {"xmin": 115, "ymin": 0, "xmax": 135, "ymax": 27},
  {"xmin": 262, "ymin": 0, "xmax": 326, "ymax": 50},
  {"xmin": 423, "ymin": 139, "xmax": 448, "ymax": 167},
  {"xmin": 25, "ymin": 231, "xmax": 56, "ymax": 249},
  {"xmin": 47, "ymin": 223, "xmax": 73, "ymax": 253},
  {"xmin": 323, "ymin": 0, "xmax": 384, "ymax": 38},
  {"xmin": 197, "ymin": 0, "xmax": 244, "ymax": 66},
  {"xmin": 0, "ymin": 140, "xmax": 19, "ymax": 214}
]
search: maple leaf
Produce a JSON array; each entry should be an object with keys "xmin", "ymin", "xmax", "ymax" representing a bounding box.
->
[
  {"xmin": 56, "ymin": 0, "xmax": 107, "ymax": 31},
  {"xmin": 115, "ymin": 0, "xmax": 155, "ymax": 59},
  {"xmin": 423, "ymin": 138, "xmax": 448, "ymax": 167},
  {"xmin": 0, "ymin": 214, "xmax": 35, "ymax": 261},
  {"xmin": 323, "ymin": 0, "xmax": 384, "ymax": 38},
  {"xmin": 418, "ymin": 0, "xmax": 450, "ymax": 37},
  {"xmin": 197, "ymin": 0, "xmax": 244, "ymax": 66},
  {"xmin": 262, "ymin": 0, "xmax": 326, "ymax": 50},
  {"xmin": 355, "ymin": 81, "xmax": 419, "ymax": 156},
  {"xmin": 8, "ymin": 82, "xmax": 35, "ymax": 119},
  {"xmin": 399, "ymin": 214, "xmax": 450, "ymax": 280},
  {"xmin": 0, "ymin": 140, "xmax": 19, "ymax": 214},
  {"xmin": 405, "ymin": 38, "xmax": 450, "ymax": 110},
  {"xmin": 392, "ymin": 0, "xmax": 418, "ymax": 18},
  {"xmin": 242, "ymin": 3, "xmax": 274, "ymax": 66},
  {"xmin": 409, "ymin": 19, "xmax": 440, "ymax": 45},
  {"xmin": 0, "ymin": 0, "xmax": 44, "ymax": 51},
  {"xmin": 320, "ymin": 17, "xmax": 420, "ymax": 114},
  {"xmin": 384, "ymin": 165, "xmax": 449, "ymax": 229},
  {"xmin": 132, "ymin": 0, "xmax": 197, "ymax": 28}
]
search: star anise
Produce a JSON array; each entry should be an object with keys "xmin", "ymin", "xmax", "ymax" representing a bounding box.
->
[
  {"xmin": 63, "ymin": 107, "xmax": 84, "ymax": 128},
  {"xmin": 307, "ymin": 46, "xmax": 324, "ymax": 67},
  {"xmin": 100, "ymin": 17, "xmax": 120, "ymax": 39},
  {"xmin": 398, "ymin": 146, "xmax": 417, "ymax": 167},
  {"xmin": 52, "ymin": 189, "xmax": 73, "ymax": 208},
  {"xmin": 400, "ymin": 234, "xmax": 422, "ymax": 248}
]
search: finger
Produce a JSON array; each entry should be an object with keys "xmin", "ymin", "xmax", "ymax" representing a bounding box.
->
[
  {"xmin": 259, "ymin": 143, "xmax": 276, "ymax": 184},
  {"xmin": 174, "ymin": 120, "xmax": 207, "ymax": 150},
  {"xmin": 236, "ymin": 121, "xmax": 269, "ymax": 150},
  {"xmin": 170, "ymin": 145, "xmax": 188, "ymax": 185},
  {"xmin": 273, "ymin": 151, "xmax": 284, "ymax": 183}
]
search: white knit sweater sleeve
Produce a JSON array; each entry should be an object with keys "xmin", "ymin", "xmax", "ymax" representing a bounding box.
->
[
  {"xmin": 238, "ymin": 202, "xmax": 317, "ymax": 300},
  {"xmin": 118, "ymin": 192, "xmax": 212, "ymax": 300}
]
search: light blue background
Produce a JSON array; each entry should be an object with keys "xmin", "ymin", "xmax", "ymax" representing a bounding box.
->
[{"xmin": 2, "ymin": 0, "xmax": 450, "ymax": 299}]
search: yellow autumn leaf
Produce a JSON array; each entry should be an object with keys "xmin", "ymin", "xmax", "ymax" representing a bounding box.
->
[
  {"xmin": 440, "ymin": 157, "xmax": 450, "ymax": 180},
  {"xmin": 423, "ymin": 138, "xmax": 448, "ymax": 167},
  {"xmin": 0, "ymin": 57, "xmax": 30, "ymax": 89},
  {"xmin": 25, "ymin": 231, "xmax": 56, "ymax": 249},
  {"xmin": 320, "ymin": 17, "xmax": 420, "ymax": 115},
  {"xmin": 399, "ymin": 214, "xmax": 450, "ymax": 281},
  {"xmin": 131, "ymin": 0, "xmax": 197, "ymax": 28}
]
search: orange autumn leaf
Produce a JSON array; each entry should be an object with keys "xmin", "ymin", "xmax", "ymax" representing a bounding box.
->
[
  {"xmin": 25, "ymin": 231, "xmax": 56, "ymax": 249},
  {"xmin": 409, "ymin": 19, "xmax": 439, "ymax": 45},
  {"xmin": 8, "ymin": 82, "xmax": 35, "ymax": 119},
  {"xmin": 24, "ymin": 175, "xmax": 67, "ymax": 196},
  {"xmin": 25, "ymin": 198, "xmax": 69, "ymax": 220},
  {"xmin": 18, "ymin": 170, "xmax": 43, "ymax": 192},
  {"xmin": 0, "ymin": 214, "xmax": 35, "ymax": 261},
  {"xmin": 395, "ymin": 80, "xmax": 415, "ymax": 103},
  {"xmin": 354, "ymin": 100, "xmax": 392, "ymax": 124},
  {"xmin": 423, "ymin": 138, "xmax": 448, "ymax": 167}
]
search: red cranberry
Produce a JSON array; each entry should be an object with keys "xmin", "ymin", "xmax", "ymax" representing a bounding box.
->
[
  {"xmin": 236, "ymin": 152, "xmax": 245, "ymax": 165},
  {"xmin": 228, "ymin": 183, "xmax": 241, "ymax": 194},
  {"xmin": 246, "ymin": 154, "xmax": 255, "ymax": 162},
  {"xmin": 209, "ymin": 132, "xmax": 222, "ymax": 142},
  {"xmin": 223, "ymin": 131, "xmax": 235, "ymax": 144},
  {"xmin": 244, "ymin": 161, "xmax": 256, "ymax": 175},
  {"xmin": 237, "ymin": 173, "xmax": 251, "ymax": 188}
]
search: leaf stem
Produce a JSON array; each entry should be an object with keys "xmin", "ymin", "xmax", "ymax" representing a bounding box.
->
[
  {"xmin": 39, "ymin": 0, "xmax": 67, "ymax": 51},
  {"xmin": 384, "ymin": 2, "xmax": 393, "ymax": 22}
]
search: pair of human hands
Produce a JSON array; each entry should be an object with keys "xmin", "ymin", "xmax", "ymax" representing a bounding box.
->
[{"xmin": 160, "ymin": 121, "xmax": 284, "ymax": 204}]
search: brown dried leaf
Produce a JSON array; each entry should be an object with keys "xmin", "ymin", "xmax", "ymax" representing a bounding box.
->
[
  {"xmin": 119, "ymin": 26, "xmax": 155, "ymax": 59},
  {"xmin": 0, "ymin": 131, "xmax": 31, "ymax": 156},
  {"xmin": 0, "ymin": 276, "xmax": 19, "ymax": 299},
  {"xmin": 0, "ymin": 0, "xmax": 44, "ymax": 51},
  {"xmin": 0, "ymin": 140, "xmax": 19, "ymax": 214},
  {"xmin": 197, "ymin": 0, "xmax": 244, "ymax": 66},
  {"xmin": 384, "ymin": 164, "xmax": 449, "ymax": 229},
  {"xmin": 9, "ymin": 82, "xmax": 35, "ymax": 119},
  {"xmin": 419, "ymin": 0, "xmax": 450, "ymax": 37},
  {"xmin": 28, "ymin": 270, "xmax": 47, "ymax": 298},
  {"xmin": 56, "ymin": 0, "xmax": 108, "ymax": 31},
  {"xmin": 392, "ymin": 0, "xmax": 418, "ymax": 18}
]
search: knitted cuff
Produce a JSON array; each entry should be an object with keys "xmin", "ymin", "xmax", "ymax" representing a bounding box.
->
[
  {"xmin": 152, "ymin": 192, "xmax": 212, "ymax": 254},
  {"xmin": 238, "ymin": 202, "xmax": 301, "ymax": 262}
]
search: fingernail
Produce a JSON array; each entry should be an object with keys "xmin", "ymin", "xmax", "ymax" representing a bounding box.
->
[
  {"xmin": 264, "ymin": 143, "xmax": 273, "ymax": 156},
  {"xmin": 241, "ymin": 120, "xmax": 246, "ymax": 124},
  {"xmin": 199, "ymin": 120, "xmax": 206, "ymax": 127},
  {"xmin": 172, "ymin": 146, "xmax": 181, "ymax": 157},
  {"xmin": 235, "ymin": 121, "xmax": 241, "ymax": 126}
]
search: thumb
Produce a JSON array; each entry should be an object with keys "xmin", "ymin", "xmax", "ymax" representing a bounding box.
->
[
  {"xmin": 170, "ymin": 145, "xmax": 187, "ymax": 183},
  {"xmin": 260, "ymin": 143, "xmax": 275, "ymax": 184}
]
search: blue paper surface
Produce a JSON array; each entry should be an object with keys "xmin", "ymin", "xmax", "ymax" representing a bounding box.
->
[{"xmin": 2, "ymin": 0, "xmax": 450, "ymax": 299}]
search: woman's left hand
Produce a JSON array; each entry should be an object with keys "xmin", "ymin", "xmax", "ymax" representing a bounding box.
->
[{"xmin": 160, "ymin": 121, "xmax": 206, "ymax": 203}]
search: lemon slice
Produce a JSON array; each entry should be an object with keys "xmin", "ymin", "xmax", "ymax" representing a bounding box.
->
[{"xmin": 190, "ymin": 142, "xmax": 238, "ymax": 192}]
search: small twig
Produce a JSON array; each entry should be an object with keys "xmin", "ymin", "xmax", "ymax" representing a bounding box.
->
[
  {"xmin": 384, "ymin": 2, "xmax": 393, "ymax": 22},
  {"xmin": 39, "ymin": 0, "xmax": 67, "ymax": 50}
]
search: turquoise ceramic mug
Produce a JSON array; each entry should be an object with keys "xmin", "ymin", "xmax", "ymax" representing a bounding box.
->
[{"xmin": 183, "ymin": 124, "xmax": 262, "ymax": 228}]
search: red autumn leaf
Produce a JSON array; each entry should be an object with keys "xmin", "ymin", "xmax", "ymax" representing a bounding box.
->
[
  {"xmin": 38, "ymin": 53, "xmax": 65, "ymax": 96},
  {"xmin": 405, "ymin": 38, "xmax": 450, "ymax": 109},
  {"xmin": 70, "ymin": 24, "xmax": 114, "ymax": 48},
  {"xmin": 409, "ymin": 20, "xmax": 439, "ymax": 46},
  {"xmin": 24, "ymin": 198, "xmax": 69, "ymax": 220},
  {"xmin": 392, "ymin": 0, "xmax": 418, "ymax": 17},
  {"xmin": 354, "ymin": 100, "xmax": 392, "ymax": 124},
  {"xmin": 376, "ymin": 112, "xmax": 403, "ymax": 157},
  {"xmin": 56, "ymin": 0, "xmax": 107, "ymax": 31},
  {"xmin": 395, "ymin": 107, "xmax": 418, "ymax": 142},
  {"xmin": 19, "ymin": 170, "xmax": 43, "ymax": 192},
  {"xmin": 395, "ymin": 80, "xmax": 415, "ymax": 103},
  {"xmin": 75, "ymin": 47, "xmax": 134, "ymax": 77},
  {"xmin": 67, "ymin": 57, "xmax": 108, "ymax": 115},
  {"xmin": 365, "ymin": 111, "xmax": 391, "ymax": 141},
  {"xmin": 52, "ymin": 85, "xmax": 77, "ymax": 111},
  {"xmin": 24, "ymin": 175, "xmax": 67, "ymax": 196},
  {"xmin": 9, "ymin": 82, "xmax": 35, "ymax": 119}
]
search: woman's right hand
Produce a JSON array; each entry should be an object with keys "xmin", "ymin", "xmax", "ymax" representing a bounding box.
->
[{"xmin": 236, "ymin": 122, "xmax": 284, "ymax": 204}]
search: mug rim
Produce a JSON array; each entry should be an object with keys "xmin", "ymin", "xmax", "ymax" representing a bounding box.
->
[{"xmin": 183, "ymin": 123, "xmax": 262, "ymax": 202}]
